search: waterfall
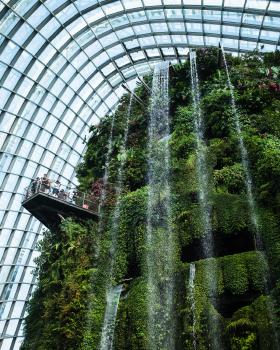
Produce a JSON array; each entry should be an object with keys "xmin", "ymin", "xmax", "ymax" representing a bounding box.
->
[
  {"xmin": 99, "ymin": 94, "xmax": 133, "ymax": 350},
  {"xmin": 189, "ymin": 51, "xmax": 222, "ymax": 349},
  {"xmin": 107, "ymin": 94, "xmax": 133, "ymax": 280},
  {"xmin": 221, "ymin": 47, "xmax": 261, "ymax": 246},
  {"xmin": 188, "ymin": 263, "xmax": 197, "ymax": 350},
  {"xmin": 82, "ymin": 106, "xmax": 118, "ymax": 349},
  {"xmin": 189, "ymin": 51, "xmax": 214, "ymax": 257},
  {"xmin": 221, "ymin": 47, "xmax": 279, "ymax": 348},
  {"xmin": 146, "ymin": 61, "xmax": 176, "ymax": 350},
  {"xmin": 99, "ymin": 285, "xmax": 123, "ymax": 350}
]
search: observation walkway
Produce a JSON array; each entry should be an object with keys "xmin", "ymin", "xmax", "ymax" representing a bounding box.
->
[{"xmin": 22, "ymin": 183, "xmax": 99, "ymax": 230}]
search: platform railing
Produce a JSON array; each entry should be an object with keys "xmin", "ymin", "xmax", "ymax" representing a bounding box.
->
[{"xmin": 23, "ymin": 181, "xmax": 99, "ymax": 213}]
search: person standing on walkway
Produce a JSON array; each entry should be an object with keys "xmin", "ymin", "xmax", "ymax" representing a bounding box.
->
[
  {"xmin": 41, "ymin": 174, "xmax": 51, "ymax": 193},
  {"xmin": 52, "ymin": 180, "xmax": 61, "ymax": 196}
]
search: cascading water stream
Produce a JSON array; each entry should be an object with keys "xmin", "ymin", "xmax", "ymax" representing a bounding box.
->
[
  {"xmin": 99, "ymin": 94, "xmax": 133, "ymax": 350},
  {"xmin": 189, "ymin": 51, "xmax": 222, "ymax": 349},
  {"xmin": 107, "ymin": 94, "xmax": 133, "ymax": 281},
  {"xmin": 221, "ymin": 47, "xmax": 261, "ymax": 246},
  {"xmin": 82, "ymin": 106, "xmax": 118, "ymax": 350},
  {"xmin": 99, "ymin": 285, "xmax": 123, "ymax": 350},
  {"xmin": 189, "ymin": 51, "xmax": 214, "ymax": 257},
  {"xmin": 221, "ymin": 47, "xmax": 279, "ymax": 348},
  {"xmin": 146, "ymin": 61, "xmax": 176, "ymax": 350},
  {"xmin": 188, "ymin": 263, "xmax": 197, "ymax": 350}
]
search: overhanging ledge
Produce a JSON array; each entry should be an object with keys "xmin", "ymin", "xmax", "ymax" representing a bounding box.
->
[{"xmin": 22, "ymin": 192, "xmax": 99, "ymax": 231}]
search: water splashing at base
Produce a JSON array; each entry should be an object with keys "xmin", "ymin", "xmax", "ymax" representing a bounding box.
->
[{"xmin": 99, "ymin": 285, "xmax": 123, "ymax": 350}]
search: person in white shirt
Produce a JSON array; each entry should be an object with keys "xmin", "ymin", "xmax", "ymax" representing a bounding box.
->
[{"xmin": 52, "ymin": 180, "xmax": 61, "ymax": 196}]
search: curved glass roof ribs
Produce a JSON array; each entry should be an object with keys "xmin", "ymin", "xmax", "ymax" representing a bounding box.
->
[{"xmin": 0, "ymin": 0, "xmax": 279, "ymax": 348}]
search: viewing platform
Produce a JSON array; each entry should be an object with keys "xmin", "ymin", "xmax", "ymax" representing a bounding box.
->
[{"xmin": 22, "ymin": 183, "xmax": 99, "ymax": 230}]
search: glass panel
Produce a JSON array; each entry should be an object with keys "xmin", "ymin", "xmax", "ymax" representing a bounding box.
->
[
  {"xmin": 263, "ymin": 16, "xmax": 280, "ymax": 28},
  {"xmin": 26, "ymin": 5, "xmax": 50, "ymax": 28},
  {"xmin": 222, "ymin": 37, "xmax": 239, "ymax": 49},
  {"xmin": 258, "ymin": 43, "xmax": 276, "ymax": 52},
  {"xmin": 0, "ymin": 11, "xmax": 20, "ymax": 35},
  {"xmin": 269, "ymin": 2, "xmax": 280, "ymax": 11},
  {"xmin": 187, "ymin": 22, "xmax": 203, "ymax": 33},
  {"xmin": 165, "ymin": 9, "xmax": 183, "ymax": 19},
  {"xmin": 128, "ymin": 11, "xmax": 147, "ymax": 23},
  {"xmin": 184, "ymin": 9, "xmax": 202, "ymax": 20},
  {"xmin": 116, "ymin": 56, "xmax": 130, "ymax": 68},
  {"xmin": 151, "ymin": 22, "xmax": 169, "ymax": 32},
  {"xmin": 1, "ymin": 42, "xmax": 19, "ymax": 65},
  {"xmin": 123, "ymin": 0, "xmax": 142, "ymax": 9},
  {"xmin": 45, "ymin": 0, "xmax": 66, "ymax": 12},
  {"xmin": 56, "ymin": 4, "xmax": 78, "ymax": 24},
  {"xmin": 241, "ymin": 27, "xmax": 259, "ymax": 39},
  {"xmin": 23, "ymin": 160, "xmax": 37, "ymax": 178},
  {"xmin": 0, "ymin": 154, "xmax": 13, "ymax": 173},
  {"xmin": 246, "ymin": 0, "xmax": 268, "ymax": 10},
  {"xmin": 26, "ymin": 34, "xmax": 46, "ymax": 55},
  {"xmin": 223, "ymin": 25, "xmax": 240, "ymax": 36},
  {"xmin": 223, "ymin": 11, "xmax": 242, "ymax": 23},
  {"xmin": 130, "ymin": 51, "xmax": 146, "ymax": 61},
  {"xmin": 52, "ymin": 29, "xmax": 71, "ymax": 50},
  {"xmin": 110, "ymin": 14, "xmax": 129, "ymax": 29},
  {"xmin": 13, "ymin": 22, "xmax": 33, "ymax": 46},
  {"xmin": 240, "ymin": 40, "xmax": 258, "ymax": 50},
  {"xmin": 0, "ymin": 114, "xmax": 15, "ymax": 132},
  {"xmin": 39, "ymin": 45, "xmax": 57, "ymax": 65},
  {"xmin": 143, "ymin": 0, "xmax": 161, "ymax": 5},
  {"xmin": 107, "ymin": 44, "xmax": 123, "ymax": 58},
  {"xmin": 188, "ymin": 35, "xmax": 204, "ymax": 45},
  {"xmin": 147, "ymin": 9, "xmax": 165, "ymax": 20},
  {"xmin": 12, "ymin": 0, "xmax": 37, "ymax": 16},
  {"xmin": 204, "ymin": 0, "xmax": 223, "ymax": 4},
  {"xmin": 103, "ymin": 2, "xmax": 123, "ymax": 15},
  {"xmin": 204, "ymin": 10, "xmax": 222, "ymax": 20},
  {"xmin": 17, "ymin": 78, "xmax": 34, "ymax": 98},
  {"xmin": 224, "ymin": 0, "xmax": 246, "ymax": 7},
  {"xmin": 28, "ymin": 61, "xmax": 45, "ymax": 81},
  {"xmin": 204, "ymin": 23, "xmax": 221, "ymax": 34},
  {"xmin": 40, "ymin": 17, "xmax": 61, "ymax": 38},
  {"xmin": 260, "ymin": 30, "xmax": 279, "ymax": 41},
  {"xmin": 243, "ymin": 13, "xmax": 264, "ymax": 25}
]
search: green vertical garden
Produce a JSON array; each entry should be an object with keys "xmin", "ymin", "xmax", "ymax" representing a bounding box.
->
[{"xmin": 22, "ymin": 48, "xmax": 280, "ymax": 350}]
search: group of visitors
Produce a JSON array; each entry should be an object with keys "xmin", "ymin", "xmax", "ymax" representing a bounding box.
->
[{"xmin": 29, "ymin": 175, "xmax": 78, "ymax": 203}]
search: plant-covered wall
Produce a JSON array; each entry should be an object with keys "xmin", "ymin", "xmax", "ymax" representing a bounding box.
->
[{"xmin": 22, "ymin": 48, "xmax": 280, "ymax": 350}]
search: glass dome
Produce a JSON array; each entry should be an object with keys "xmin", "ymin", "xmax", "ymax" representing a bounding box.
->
[{"xmin": 0, "ymin": 0, "xmax": 279, "ymax": 348}]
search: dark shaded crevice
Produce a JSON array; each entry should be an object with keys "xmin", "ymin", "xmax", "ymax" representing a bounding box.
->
[
  {"xmin": 211, "ymin": 292, "xmax": 260, "ymax": 318},
  {"xmin": 181, "ymin": 230, "xmax": 255, "ymax": 263}
]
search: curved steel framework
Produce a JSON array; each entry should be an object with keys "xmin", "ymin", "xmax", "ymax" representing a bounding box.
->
[{"xmin": 0, "ymin": 0, "xmax": 279, "ymax": 348}]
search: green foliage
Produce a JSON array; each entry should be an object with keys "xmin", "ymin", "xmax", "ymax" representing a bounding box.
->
[
  {"xmin": 114, "ymin": 279, "xmax": 148, "ymax": 350},
  {"xmin": 214, "ymin": 163, "xmax": 245, "ymax": 194},
  {"xmin": 23, "ymin": 48, "xmax": 280, "ymax": 349},
  {"xmin": 193, "ymin": 252, "xmax": 267, "ymax": 297},
  {"xmin": 22, "ymin": 219, "xmax": 104, "ymax": 350},
  {"xmin": 202, "ymin": 88, "xmax": 233, "ymax": 138},
  {"xmin": 212, "ymin": 193, "xmax": 250, "ymax": 234}
]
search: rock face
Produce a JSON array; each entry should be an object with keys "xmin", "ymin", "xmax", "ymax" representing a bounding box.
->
[{"xmin": 22, "ymin": 49, "xmax": 280, "ymax": 350}]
